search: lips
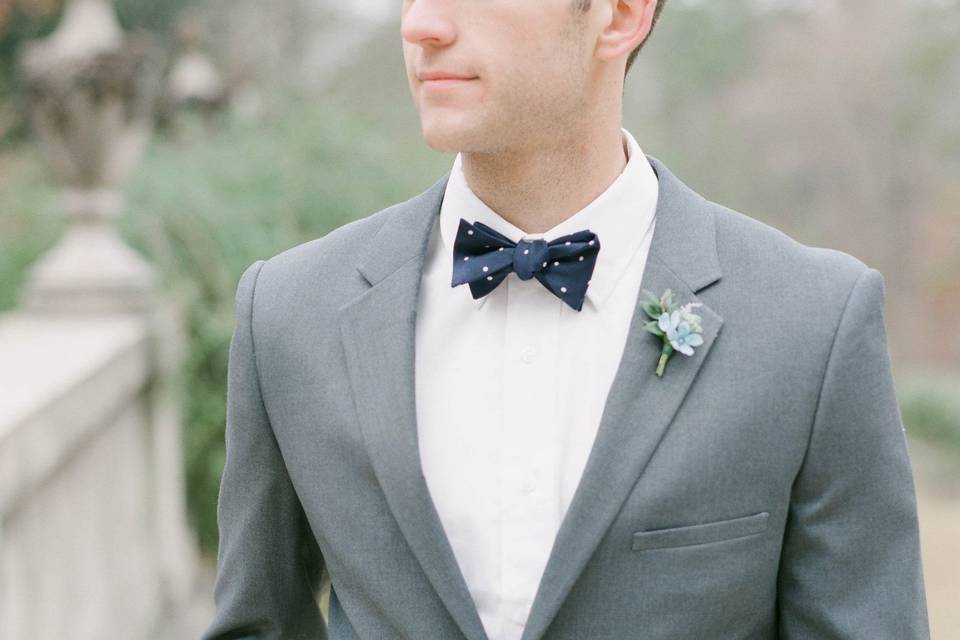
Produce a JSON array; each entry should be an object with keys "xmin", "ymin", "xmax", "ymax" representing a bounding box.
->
[{"xmin": 419, "ymin": 71, "xmax": 477, "ymax": 81}]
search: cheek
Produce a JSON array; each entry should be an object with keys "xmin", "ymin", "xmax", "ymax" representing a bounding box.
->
[
  {"xmin": 504, "ymin": 43, "xmax": 558, "ymax": 96},
  {"xmin": 477, "ymin": 18, "xmax": 584, "ymax": 112}
]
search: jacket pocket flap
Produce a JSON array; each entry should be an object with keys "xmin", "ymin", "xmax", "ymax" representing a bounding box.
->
[{"xmin": 631, "ymin": 511, "xmax": 769, "ymax": 551}]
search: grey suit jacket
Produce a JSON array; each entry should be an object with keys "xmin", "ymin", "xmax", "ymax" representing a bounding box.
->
[{"xmin": 201, "ymin": 155, "xmax": 929, "ymax": 640}]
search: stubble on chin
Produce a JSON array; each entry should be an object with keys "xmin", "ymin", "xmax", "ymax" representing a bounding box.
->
[{"xmin": 417, "ymin": 97, "xmax": 498, "ymax": 154}]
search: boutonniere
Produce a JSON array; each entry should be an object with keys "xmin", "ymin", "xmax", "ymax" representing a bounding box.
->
[{"xmin": 640, "ymin": 288, "xmax": 705, "ymax": 377}]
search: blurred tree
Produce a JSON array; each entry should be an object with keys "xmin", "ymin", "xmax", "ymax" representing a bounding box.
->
[
  {"xmin": 720, "ymin": 0, "xmax": 960, "ymax": 364},
  {"xmin": 0, "ymin": 0, "xmax": 60, "ymax": 143},
  {"xmin": 626, "ymin": 0, "xmax": 960, "ymax": 365}
]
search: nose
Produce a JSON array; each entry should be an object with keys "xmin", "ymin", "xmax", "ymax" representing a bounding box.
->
[{"xmin": 401, "ymin": 0, "xmax": 457, "ymax": 48}]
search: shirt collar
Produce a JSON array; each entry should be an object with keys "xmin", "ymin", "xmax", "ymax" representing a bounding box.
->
[{"xmin": 439, "ymin": 127, "xmax": 659, "ymax": 311}]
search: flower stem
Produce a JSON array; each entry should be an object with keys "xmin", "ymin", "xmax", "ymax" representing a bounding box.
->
[{"xmin": 656, "ymin": 343, "xmax": 673, "ymax": 377}]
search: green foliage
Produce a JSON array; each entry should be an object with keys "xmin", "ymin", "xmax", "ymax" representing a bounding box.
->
[
  {"xmin": 113, "ymin": 0, "xmax": 199, "ymax": 37},
  {"xmin": 0, "ymin": 4, "xmax": 60, "ymax": 145},
  {"xmin": 898, "ymin": 369, "xmax": 960, "ymax": 454},
  {"xmin": 645, "ymin": 2, "xmax": 761, "ymax": 111},
  {"xmin": 0, "ymin": 5, "xmax": 60, "ymax": 71},
  {"xmin": 0, "ymin": 93, "xmax": 449, "ymax": 558},
  {"xmin": 0, "ymin": 148, "xmax": 64, "ymax": 308}
]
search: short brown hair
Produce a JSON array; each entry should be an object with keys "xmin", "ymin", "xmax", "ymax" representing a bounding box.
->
[{"xmin": 572, "ymin": 0, "xmax": 667, "ymax": 77}]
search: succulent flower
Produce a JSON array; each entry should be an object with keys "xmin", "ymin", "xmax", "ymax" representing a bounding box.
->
[{"xmin": 640, "ymin": 288, "xmax": 706, "ymax": 377}]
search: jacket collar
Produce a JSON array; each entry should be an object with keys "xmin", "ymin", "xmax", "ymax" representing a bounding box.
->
[{"xmin": 357, "ymin": 153, "xmax": 721, "ymax": 299}]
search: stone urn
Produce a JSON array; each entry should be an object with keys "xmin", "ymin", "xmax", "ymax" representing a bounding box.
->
[{"xmin": 18, "ymin": 0, "xmax": 164, "ymax": 313}]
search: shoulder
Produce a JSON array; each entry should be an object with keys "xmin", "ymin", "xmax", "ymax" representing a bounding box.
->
[
  {"xmin": 708, "ymin": 198, "xmax": 875, "ymax": 302},
  {"xmin": 231, "ymin": 197, "xmax": 408, "ymax": 328},
  {"xmin": 263, "ymin": 202, "xmax": 395, "ymax": 280},
  {"xmin": 231, "ymin": 171, "xmax": 448, "ymax": 338},
  {"xmin": 701, "ymin": 198, "xmax": 886, "ymax": 371}
]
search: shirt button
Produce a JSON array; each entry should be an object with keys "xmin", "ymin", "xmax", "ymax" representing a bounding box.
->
[{"xmin": 520, "ymin": 346, "xmax": 537, "ymax": 363}]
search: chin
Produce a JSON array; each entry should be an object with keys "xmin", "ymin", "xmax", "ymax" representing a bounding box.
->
[
  {"xmin": 418, "ymin": 115, "xmax": 476, "ymax": 154},
  {"xmin": 421, "ymin": 132, "xmax": 462, "ymax": 154}
]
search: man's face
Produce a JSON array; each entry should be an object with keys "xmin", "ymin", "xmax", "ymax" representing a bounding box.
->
[{"xmin": 401, "ymin": 0, "xmax": 595, "ymax": 155}]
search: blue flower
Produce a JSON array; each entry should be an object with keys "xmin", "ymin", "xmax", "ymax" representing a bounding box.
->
[
  {"xmin": 657, "ymin": 310, "xmax": 704, "ymax": 356},
  {"xmin": 640, "ymin": 287, "xmax": 707, "ymax": 377}
]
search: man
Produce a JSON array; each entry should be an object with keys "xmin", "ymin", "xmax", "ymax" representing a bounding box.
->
[{"xmin": 202, "ymin": 0, "xmax": 929, "ymax": 638}]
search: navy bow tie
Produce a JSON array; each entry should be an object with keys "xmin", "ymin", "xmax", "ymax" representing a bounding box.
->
[{"xmin": 451, "ymin": 218, "xmax": 600, "ymax": 311}]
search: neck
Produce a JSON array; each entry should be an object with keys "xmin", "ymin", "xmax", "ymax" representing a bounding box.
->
[{"xmin": 460, "ymin": 123, "xmax": 628, "ymax": 235}]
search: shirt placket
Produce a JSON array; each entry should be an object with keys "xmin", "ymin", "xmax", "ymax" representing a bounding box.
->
[{"xmin": 499, "ymin": 271, "xmax": 561, "ymax": 639}]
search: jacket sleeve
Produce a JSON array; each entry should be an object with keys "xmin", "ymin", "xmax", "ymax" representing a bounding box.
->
[
  {"xmin": 776, "ymin": 267, "xmax": 930, "ymax": 638},
  {"xmin": 201, "ymin": 259, "xmax": 327, "ymax": 640}
]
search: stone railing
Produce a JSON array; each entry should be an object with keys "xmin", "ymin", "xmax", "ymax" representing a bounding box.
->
[
  {"xmin": 0, "ymin": 1, "xmax": 201, "ymax": 637},
  {"xmin": 0, "ymin": 305, "xmax": 199, "ymax": 639}
]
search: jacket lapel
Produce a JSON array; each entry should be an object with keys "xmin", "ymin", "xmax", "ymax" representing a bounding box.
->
[
  {"xmin": 337, "ymin": 173, "xmax": 492, "ymax": 640},
  {"xmin": 338, "ymin": 155, "xmax": 724, "ymax": 640},
  {"xmin": 518, "ymin": 155, "xmax": 724, "ymax": 640}
]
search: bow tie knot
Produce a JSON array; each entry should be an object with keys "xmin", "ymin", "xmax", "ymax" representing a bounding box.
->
[
  {"xmin": 513, "ymin": 239, "xmax": 550, "ymax": 281},
  {"xmin": 451, "ymin": 218, "xmax": 600, "ymax": 311}
]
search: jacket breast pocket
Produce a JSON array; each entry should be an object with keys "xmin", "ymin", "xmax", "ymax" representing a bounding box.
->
[{"xmin": 631, "ymin": 511, "xmax": 769, "ymax": 551}]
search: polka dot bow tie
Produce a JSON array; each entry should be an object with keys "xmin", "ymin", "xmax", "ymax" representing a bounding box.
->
[{"xmin": 451, "ymin": 218, "xmax": 601, "ymax": 311}]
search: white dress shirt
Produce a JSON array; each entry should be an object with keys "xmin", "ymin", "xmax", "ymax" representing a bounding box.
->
[{"xmin": 414, "ymin": 127, "xmax": 659, "ymax": 640}]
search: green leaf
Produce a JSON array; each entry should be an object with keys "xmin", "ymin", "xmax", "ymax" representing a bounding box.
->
[
  {"xmin": 643, "ymin": 320, "xmax": 664, "ymax": 336},
  {"xmin": 641, "ymin": 289, "xmax": 662, "ymax": 306},
  {"xmin": 641, "ymin": 301, "xmax": 661, "ymax": 319}
]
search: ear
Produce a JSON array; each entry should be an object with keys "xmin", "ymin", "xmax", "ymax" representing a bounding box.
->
[{"xmin": 594, "ymin": 0, "xmax": 658, "ymax": 63}]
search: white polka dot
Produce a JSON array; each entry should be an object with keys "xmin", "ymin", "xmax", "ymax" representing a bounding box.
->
[
  {"xmin": 553, "ymin": 261, "xmax": 559, "ymax": 267},
  {"xmin": 464, "ymin": 256, "xmax": 469, "ymax": 261},
  {"xmin": 485, "ymin": 245, "xmax": 491, "ymax": 248},
  {"xmin": 588, "ymin": 240, "xmax": 595, "ymax": 246},
  {"xmin": 565, "ymin": 241, "xmax": 571, "ymax": 246},
  {"xmin": 560, "ymin": 286, "xmax": 567, "ymax": 293},
  {"xmin": 482, "ymin": 266, "xmax": 489, "ymax": 273},
  {"xmin": 523, "ymin": 249, "xmax": 529, "ymax": 255},
  {"xmin": 499, "ymin": 247, "xmax": 504, "ymax": 251},
  {"xmin": 487, "ymin": 276, "xmax": 493, "ymax": 281},
  {"xmin": 467, "ymin": 229, "xmax": 474, "ymax": 235},
  {"xmin": 579, "ymin": 256, "xmax": 584, "ymax": 261},
  {"xmin": 542, "ymin": 262, "xmax": 547, "ymax": 268}
]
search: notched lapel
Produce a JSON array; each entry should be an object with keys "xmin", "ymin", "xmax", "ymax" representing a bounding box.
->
[
  {"xmin": 519, "ymin": 156, "xmax": 725, "ymax": 640},
  {"xmin": 338, "ymin": 173, "xmax": 491, "ymax": 640}
]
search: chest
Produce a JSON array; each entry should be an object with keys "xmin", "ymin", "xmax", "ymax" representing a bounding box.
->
[
  {"xmin": 415, "ymin": 263, "xmax": 645, "ymax": 433},
  {"xmin": 413, "ymin": 262, "xmax": 648, "ymax": 523}
]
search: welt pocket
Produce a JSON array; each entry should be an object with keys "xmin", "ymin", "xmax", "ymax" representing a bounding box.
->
[{"xmin": 631, "ymin": 511, "xmax": 769, "ymax": 551}]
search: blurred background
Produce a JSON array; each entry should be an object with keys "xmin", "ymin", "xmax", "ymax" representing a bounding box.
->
[{"xmin": 0, "ymin": 0, "xmax": 957, "ymax": 638}]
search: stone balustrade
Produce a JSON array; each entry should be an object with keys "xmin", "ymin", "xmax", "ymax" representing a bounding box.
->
[{"xmin": 0, "ymin": 303, "xmax": 199, "ymax": 638}]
